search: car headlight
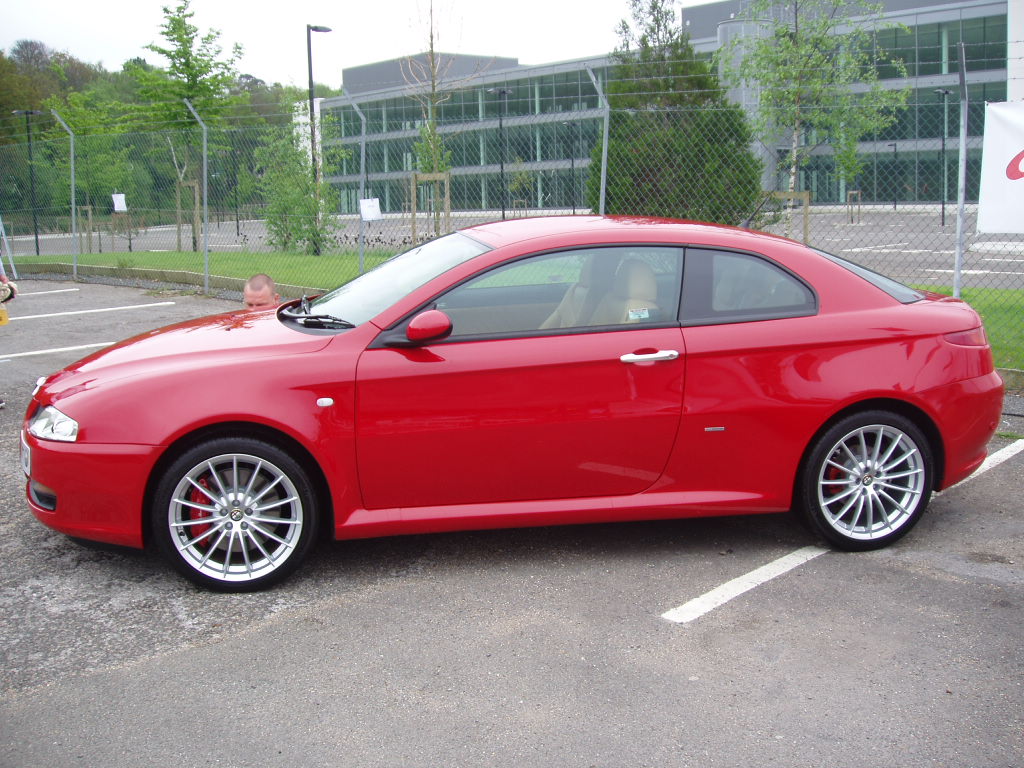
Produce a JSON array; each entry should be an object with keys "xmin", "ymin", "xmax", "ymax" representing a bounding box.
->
[{"xmin": 28, "ymin": 405, "xmax": 79, "ymax": 442}]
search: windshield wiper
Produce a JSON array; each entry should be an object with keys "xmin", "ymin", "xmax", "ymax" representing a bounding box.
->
[
  {"xmin": 294, "ymin": 314, "xmax": 355, "ymax": 329},
  {"xmin": 280, "ymin": 303, "xmax": 353, "ymax": 329}
]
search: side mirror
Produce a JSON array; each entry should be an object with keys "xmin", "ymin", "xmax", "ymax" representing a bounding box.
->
[{"xmin": 405, "ymin": 309, "xmax": 453, "ymax": 344}]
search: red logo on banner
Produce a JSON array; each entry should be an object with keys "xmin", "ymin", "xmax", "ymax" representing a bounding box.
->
[{"xmin": 1008, "ymin": 149, "xmax": 1024, "ymax": 180}]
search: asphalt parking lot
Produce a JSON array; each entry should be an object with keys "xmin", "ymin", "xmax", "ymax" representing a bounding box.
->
[{"xmin": 1, "ymin": 279, "xmax": 1021, "ymax": 768}]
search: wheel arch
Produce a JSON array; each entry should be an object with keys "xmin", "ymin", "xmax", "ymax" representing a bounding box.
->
[
  {"xmin": 141, "ymin": 421, "xmax": 335, "ymax": 548},
  {"xmin": 795, "ymin": 398, "xmax": 946, "ymax": 497}
]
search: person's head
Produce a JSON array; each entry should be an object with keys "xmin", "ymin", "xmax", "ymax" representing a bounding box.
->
[{"xmin": 243, "ymin": 274, "xmax": 280, "ymax": 310}]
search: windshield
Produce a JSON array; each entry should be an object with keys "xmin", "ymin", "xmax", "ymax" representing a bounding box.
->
[{"xmin": 309, "ymin": 232, "xmax": 490, "ymax": 325}]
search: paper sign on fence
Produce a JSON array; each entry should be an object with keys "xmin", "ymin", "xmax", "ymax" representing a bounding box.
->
[
  {"xmin": 977, "ymin": 101, "xmax": 1024, "ymax": 233},
  {"xmin": 359, "ymin": 198, "xmax": 383, "ymax": 221}
]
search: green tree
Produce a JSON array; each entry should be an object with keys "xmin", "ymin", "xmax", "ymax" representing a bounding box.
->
[
  {"xmin": 93, "ymin": 59, "xmax": 155, "ymax": 107},
  {"xmin": 7, "ymin": 41, "xmax": 62, "ymax": 106},
  {"xmin": 413, "ymin": 121, "xmax": 452, "ymax": 178},
  {"xmin": 608, "ymin": 0, "xmax": 719, "ymax": 109},
  {"xmin": 0, "ymin": 51, "xmax": 38, "ymax": 140},
  {"xmin": 588, "ymin": 0, "xmax": 763, "ymax": 224},
  {"xmin": 49, "ymin": 51, "xmax": 102, "ymax": 94},
  {"xmin": 593, "ymin": 108, "xmax": 762, "ymax": 223},
  {"xmin": 39, "ymin": 58, "xmax": 173, "ymax": 224},
  {"xmin": 128, "ymin": 0, "xmax": 246, "ymax": 249},
  {"xmin": 717, "ymin": 0, "xmax": 909, "ymax": 201},
  {"xmin": 2, "ymin": 43, "xmax": 101, "ymax": 235},
  {"xmin": 255, "ymin": 123, "xmax": 341, "ymax": 255},
  {"xmin": 228, "ymin": 76, "xmax": 307, "ymax": 126},
  {"xmin": 134, "ymin": 0, "xmax": 245, "ymax": 124},
  {"xmin": 42, "ymin": 90, "xmax": 136, "ymax": 213}
]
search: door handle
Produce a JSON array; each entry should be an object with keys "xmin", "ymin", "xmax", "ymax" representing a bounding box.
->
[{"xmin": 620, "ymin": 350, "xmax": 680, "ymax": 364}]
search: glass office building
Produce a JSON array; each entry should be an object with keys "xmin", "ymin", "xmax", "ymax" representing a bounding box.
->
[
  {"xmin": 320, "ymin": 0, "xmax": 1009, "ymax": 212},
  {"xmin": 322, "ymin": 56, "xmax": 612, "ymax": 214}
]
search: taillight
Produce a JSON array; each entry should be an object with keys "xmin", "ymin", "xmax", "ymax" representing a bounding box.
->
[{"xmin": 944, "ymin": 327, "xmax": 988, "ymax": 347}]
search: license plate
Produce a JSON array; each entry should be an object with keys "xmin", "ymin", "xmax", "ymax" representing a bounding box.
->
[{"xmin": 20, "ymin": 430, "xmax": 31, "ymax": 477}]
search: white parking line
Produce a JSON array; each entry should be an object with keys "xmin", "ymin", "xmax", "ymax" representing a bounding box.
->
[
  {"xmin": 662, "ymin": 439, "xmax": 1024, "ymax": 624},
  {"xmin": 0, "ymin": 342, "xmax": 114, "ymax": 361},
  {"xmin": 925, "ymin": 269, "xmax": 1024, "ymax": 276},
  {"xmin": 15, "ymin": 289, "xmax": 81, "ymax": 297},
  {"xmin": 847, "ymin": 242, "xmax": 910, "ymax": 250},
  {"xmin": 10, "ymin": 301, "xmax": 175, "ymax": 321},
  {"xmin": 661, "ymin": 546, "xmax": 829, "ymax": 624}
]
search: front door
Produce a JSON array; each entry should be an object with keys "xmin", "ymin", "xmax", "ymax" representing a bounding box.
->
[{"xmin": 354, "ymin": 246, "xmax": 686, "ymax": 510}]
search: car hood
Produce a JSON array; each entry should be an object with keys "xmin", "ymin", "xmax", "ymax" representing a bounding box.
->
[{"xmin": 39, "ymin": 310, "xmax": 333, "ymax": 401}]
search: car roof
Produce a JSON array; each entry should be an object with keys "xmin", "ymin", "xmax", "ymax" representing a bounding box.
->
[{"xmin": 459, "ymin": 215, "xmax": 796, "ymax": 251}]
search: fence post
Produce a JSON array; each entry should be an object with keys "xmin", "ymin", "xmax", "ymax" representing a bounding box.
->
[
  {"xmin": 953, "ymin": 42, "xmax": 968, "ymax": 299},
  {"xmin": 586, "ymin": 67, "xmax": 610, "ymax": 215},
  {"xmin": 51, "ymin": 110, "xmax": 78, "ymax": 281},
  {"xmin": 0, "ymin": 215, "xmax": 17, "ymax": 279},
  {"xmin": 344, "ymin": 89, "xmax": 368, "ymax": 274},
  {"xmin": 184, "ymin": 99, "xmax": 210, "ymax": 294}
]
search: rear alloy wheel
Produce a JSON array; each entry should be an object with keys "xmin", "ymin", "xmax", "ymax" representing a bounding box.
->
[
  {"xmin": 152, "ymin": 438, "xmax": 318, "ymax": 591},
  {"xmin": 799, "ymin": 411, "xmax": 933, "ymax": 550}
]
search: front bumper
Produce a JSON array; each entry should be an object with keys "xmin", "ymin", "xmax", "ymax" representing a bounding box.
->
[{"xmin": 22, "ymin": 430, "xmax": 160, "ymax": 548}]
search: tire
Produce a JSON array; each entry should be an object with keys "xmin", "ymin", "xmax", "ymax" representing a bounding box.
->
[
  {"xmin": 151, "ymin": 437, "xmax": 319, "ymax": 591},
  {"xmin": 797, "ymin": 411, "xmax": 933, "ymax": 551}
]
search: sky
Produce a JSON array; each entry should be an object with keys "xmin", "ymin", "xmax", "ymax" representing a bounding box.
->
[{"xmin": 0, "ymin": 0, "xmax": 693, "ymax": 89}]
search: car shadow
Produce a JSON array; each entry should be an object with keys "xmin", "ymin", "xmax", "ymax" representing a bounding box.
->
[{"xmin": 298, "ymin": 512, "xmax": 818, "ymax": 588}]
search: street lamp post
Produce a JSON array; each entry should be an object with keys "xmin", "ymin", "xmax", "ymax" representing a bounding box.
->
[
  {"xmin": 13, "ymin": 109, "xmax": 44, "ymax": 256},
  {"xmin": 487, "ymin": 88, "xmax": 512, "ymax": 219},
  {"xmin": 934, "ymin": 88, "xmax": 951, "ymax": 227},
  {"xmin": 887, "ymin": 141, "xmax": 897, "ymax": 211},
  {"xmin": 306, "ymin": 24, "xmax": 332, "ymax": 187},
  {"xmin": 306, "ymin": 24, "xmax": 331, "ymax": 256}
]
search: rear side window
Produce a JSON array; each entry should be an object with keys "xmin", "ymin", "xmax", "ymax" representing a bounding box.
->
[
  {"xmin": 681, "ymin": 248, "xmax": 817, "ymax": 325},
  {"xmin": 814, "ymin": 249, "xmax": 925, "ymax": 304}
]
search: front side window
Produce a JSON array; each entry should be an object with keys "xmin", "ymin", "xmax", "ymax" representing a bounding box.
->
[{"xmin": 435, "ymin": 246, "xmax": 683, "ymax": 339}]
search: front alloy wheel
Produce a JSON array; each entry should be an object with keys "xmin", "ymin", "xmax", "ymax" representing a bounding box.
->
[
  {"xmin": 799, "ymin": 411, "xmax": 933, "ymax": 550},
  {"xmin": 152, "ymin": 438, "xmax": 318, "ymax": 591}
]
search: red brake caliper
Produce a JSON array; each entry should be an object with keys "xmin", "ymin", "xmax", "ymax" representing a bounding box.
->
[
  {"xmin": 823, "ymin": 461, "xmax": 845, "ymax": 499},
  {"xmin": 188, "ymin": 475, "xmax": 214, "ymax": 546}
]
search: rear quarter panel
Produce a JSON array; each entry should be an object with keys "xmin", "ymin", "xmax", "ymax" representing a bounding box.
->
[{"xmin": 661, "ymin": 240, "xmax": 1000, "ymax": 507}]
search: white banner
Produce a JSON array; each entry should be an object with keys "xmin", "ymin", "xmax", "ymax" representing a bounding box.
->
[{"xmin": 977, "ymin": 101, "xmax": 1024, "ymax": 233}]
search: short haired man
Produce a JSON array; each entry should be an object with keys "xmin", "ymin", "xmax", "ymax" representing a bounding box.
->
[{"xmin": 243, "ymin": 273, "xmax": 280, "ymax": 310}]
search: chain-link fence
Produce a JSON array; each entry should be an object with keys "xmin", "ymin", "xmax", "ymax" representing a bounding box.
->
[{"xmin": 1, "ymin": 94, "xmax": 1021, "ymax": 369}]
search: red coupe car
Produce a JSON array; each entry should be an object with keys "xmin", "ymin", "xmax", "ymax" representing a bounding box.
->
[{"xmin": 22, "ymin": 216, "xmax": 1004, "ymax": 590}]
